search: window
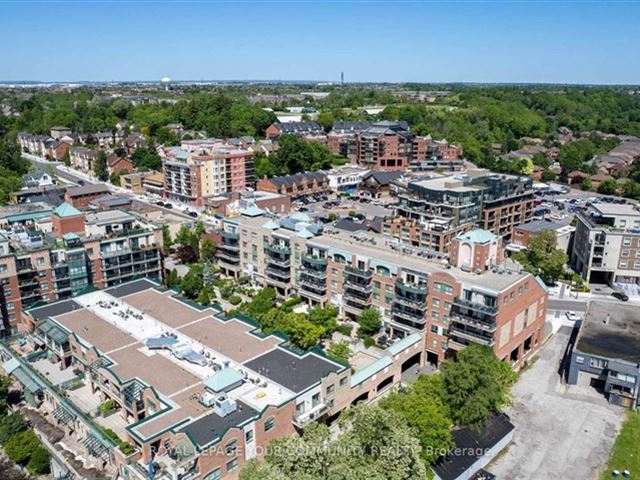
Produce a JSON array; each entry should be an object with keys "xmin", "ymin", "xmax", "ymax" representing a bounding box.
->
[
  {"xmin": 620, "ymin": 261, "xmax": 628, "ymax": 269},
  {"xmin": 339, "ymin": 376, "xmax": 348, "ymax": 387},
  {"xmin": 264, "ymin": 417, "xmax": 275, "ymax": 432},
  {"xmin": 434, "ymin": 282, "xmax": 453, "ymax": 295},
  {"xmin": 615, "ymin": 372, "xmax": 636, "ymax": 383},
  {"xmin": 430, "ymin": 325, "xmax": 439, "ymax": 334},
  {"xmin": 444, "ymin": 301, "xmax": 452, "ymax": 310},
  {"xmin": 225, "ymin": 440, "xmax": 237, "ymax": 455},
  {"xmin": 203, "ymin": 468, "xmax": 221, "ymax": 480},
  {"xmin": 226, "ymin": 458, "xmax": 239, "ymax": 472},
  {"xmin": 0, "ymin": 265, "xmax": 7, "ymax": 273},
  {"xmin": 623, "ymin": 238, "xmax": 632, "ymax": 246},
  {"xmin": 590, "ymin": 358, "xmax": 607, "ymax": 369},
  {"xmin": 575, "ymin": 356, "xmax": 584, "ymax": 364},
  {"xmin": 327, "ymin": 384, "xmax": 335, "ymax": 396},
  {"xmin": 431, "ymin": 311, "xmax": 440, "ymax": 320},
  {"xmin": 622, "ymin": 250, "xmax": 630, "ymax": 258},
  {"xmin": 432, "ymin": 298, "xmax": 441, "ymax": 308},
  {"xmin": 36, "ymin": 257, "xmax": 45, "ymax": 267}
]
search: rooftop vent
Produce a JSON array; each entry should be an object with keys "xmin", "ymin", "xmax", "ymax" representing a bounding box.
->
[{"xmin": 213, "ymin": 394, "xmax": 237, "ymax": 417}]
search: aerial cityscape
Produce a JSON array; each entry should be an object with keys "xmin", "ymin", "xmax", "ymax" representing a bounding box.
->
[{"xmin": 0, "ymin": 1, "xmax": 639, "ymax": 480}]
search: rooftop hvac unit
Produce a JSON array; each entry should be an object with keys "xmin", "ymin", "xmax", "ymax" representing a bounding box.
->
[
  {"xmin": 199, "ymin": 392, "xmax": 217, "ymax": 407},
  {"xmin": 214, "ymin": 394, "xmax": 237, "ymax": 417}
]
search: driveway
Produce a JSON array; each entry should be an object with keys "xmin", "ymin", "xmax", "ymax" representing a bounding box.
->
[{"xmin": 490, "ymin": 326, "xmax": 623, "ymax": 480}]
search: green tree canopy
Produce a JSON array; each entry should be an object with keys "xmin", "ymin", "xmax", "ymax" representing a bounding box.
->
[
  {"xmin": 513, "ymin": 229, "xmax": 568, "ymax": 283},
  {"xmin": 441, "ymin": 344, "xmax": 517, "ymax": 429},
  {"xmin": 357, "ymin": 308, "xmax": 382, "ymax": 337}
]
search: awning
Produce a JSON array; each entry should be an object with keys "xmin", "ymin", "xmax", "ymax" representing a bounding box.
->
[
  {"xmin": 12, "ymin": 367, "xmax": 42, "ymax": 394},
  {"xmin": 38, "ymin": 318, "xmax": 70, "ymax": 345},
  {"xmin": 81, "ymin": 433, "xmax": 109, "ymax": 459}
]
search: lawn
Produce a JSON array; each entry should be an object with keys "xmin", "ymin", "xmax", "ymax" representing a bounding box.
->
[{"xmin": 600, "ymin": 410, "xmax": 640, "ymax": 479}]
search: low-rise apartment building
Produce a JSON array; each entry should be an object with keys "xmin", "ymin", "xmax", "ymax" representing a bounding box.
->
[
  {"xmin": 326, "ymin": 121, "xmax": 463, "ymax": 172},
  {"xmin": 160, "ymin": 139, "xmax": 254, "ymax": 207},
  {"xmin": 2, "ymin": 278, "xmax": 425, "ymax": 480},
  {"xmin": 217, "ymin": 209, "xmax": 547, "ymax": 368},
  {"xmin": 571, "ymin": 203, "xmax": 640, "ymax": 290},
  {"xmin": 256, "ymin": 172, "xmax": 330, "ymax": 200},
  {"xmin": 568, "ymin": 301, "xmax": 640, "ymax": 409},
  {"xmin": 265, "ymin": 121, "xmax": 324, "ymax": 140},
  {"xmin": 69, "ymin": 147, "xmax": 99, "ymax": 174},
  {"xmin": 387, "ymin": 169, "xmax": 535, "ymax": 255},
  {"xmin": 0, "ymin": 203, "xmax": 163, "ymax": 332}
]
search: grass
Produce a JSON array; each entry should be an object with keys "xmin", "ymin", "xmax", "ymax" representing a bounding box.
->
[{"xmin": 600, "ymin": 410, "xmax": 640, "ymax": 479}]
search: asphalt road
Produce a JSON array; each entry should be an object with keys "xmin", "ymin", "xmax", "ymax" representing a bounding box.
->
[{"xmin": 547, "ymin": 298, "xmax": 588, "ymax": 312}]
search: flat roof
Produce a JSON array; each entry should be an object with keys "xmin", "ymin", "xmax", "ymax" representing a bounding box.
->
[
  {"xmin": 123, "ymin": 289, "xmax": 210, "ymax": 328},
  {"xmin": 178, "ymin": 317, "xmax": 281, "ymax": 363},
  {"xmin": 576, "ymin": 300, "xmax": 640, "ymax": 363},
  {"xmin": 592, "ymin": 203, "xmax": 640, "ymax": 217},
  {"xmin": 105, "ymin": 278, "xmax": 158, "ymax": 298},
  {"xmin": 55, "ymin": 309, "xmax": 137, "ymax": 353},
  {"xmin": 516, "ymin": 219, "xmax": 572, "ymax": 233},
  {"xmin": 29, "ymin": 299, "xmax": 83, "ymax": 321},
  {"xmin": 179, "ymin": 400, "xmax": 258, "ymax": 448},
  {"xmin": 244, "ymin": 348, "xmax": 342, "ymax": 393}
]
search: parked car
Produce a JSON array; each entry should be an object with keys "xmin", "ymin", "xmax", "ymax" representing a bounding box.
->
[
  {"xmin": 164, "ymin": 203, "xmax": 173, "ymax": 209},
  {"xmin": 188, "ymin": 211, "xmax": 198, "ymax": 218},
  {"xmin": 612, "ymin": 291, "xmax": 629, "ymax": 302},
  {"xmin": 155, "ymin": 201, "xmax": 165, "ymax": 207},
  {"xmin": 565, "ymin": 312, "xmax": 580, "ymax": 321}
]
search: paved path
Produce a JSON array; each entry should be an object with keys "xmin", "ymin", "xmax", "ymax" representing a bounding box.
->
[{"xmin": 490, "ymin": 327, "xmax": 623, "ymax": 480}]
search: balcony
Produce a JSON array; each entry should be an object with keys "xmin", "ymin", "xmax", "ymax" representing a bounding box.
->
[
  {"xmin": 344, "ymin": 281, "xmax": 372, "ymax": 294},
  {"xmin": 293, "ymin": 403, "xmax": 328, "ymax": 428},
  {"xmin": 395, "ymin": 279, "xmax": 427, "ymax": 295},
  {"xmin": 449, "ymin": 325, "xmax": 494, "ymax": 346},
  {"xmin": 266, "ymin": 267, "xmax": 291, "ymax": 281},
  {"xmin": 300, "ymin": 269, "xmax": 327, "ymax": 281},
  {"xmin": 302, "ymin": 255, "xmax": 328, "ymax": 267},
  {"xmin": 453, "ymin": 297, "xmax": 498, "ymax": 316},
  {"xmin": 344, "ymin": 292, "xmax": 370, "ymax": 307},
  {"xmin": 219, "ymin": 242, "xmax": 240, "ymax": 252},
  {"xmin": 394, "ymin": 295, "xmax": 425, "ymax": 309},
  {"xmin": 392, "ymin": 307, "xmax": 425, "ymax": 323},
  {"xmin": 221, "ymin": 230, "xmax": 239, "ymax": 241},
  {"xmin": 216, "ymin": 249, "xmax": 240, "ymax": 261},
  {"xmin": 345, "ymin": 265, "xmax": 372, "ymax": 279},
  {"xmin": 267, "ymin": 257, "xmax": 291, "ymax": 268},
  {"xmin": 450, "ymin": 314, "xmax": 496, "ymax": 333},
  {"xmin": 266, "ymin": 244, "xmax": 291, "ymax": 256}
]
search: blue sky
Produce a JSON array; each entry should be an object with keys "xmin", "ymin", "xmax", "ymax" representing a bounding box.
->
[{"xmin": 1, "ymin": 1, "xmax": 639, "ymax": 84}]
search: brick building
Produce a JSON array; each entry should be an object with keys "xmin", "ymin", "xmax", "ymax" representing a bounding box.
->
[
  {"xmin": 256, "ymin": 172, "xmax": 329, "ymax": 200},
  {"xmin": 265, "ymin": 121, "xmax": 324, "ymax": 140}
]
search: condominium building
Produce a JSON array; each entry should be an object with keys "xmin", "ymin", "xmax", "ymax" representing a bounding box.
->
[
  {"xmin": 387, "ymin": 169, "xmax": 535, "ymax": 255},
  {"xmin": 571, "ymin": 203, "xmax": 640, "ymax": 289},
  {"xmin": 0, "ymin": 203, "xmax": 163, "ymax": 332},
  {"xmin": 217, "ymin": 209, "xmax": 547, "ymax": 368},
  {"xmin": 2, "ymin": 278, "xmax": 425, "ymax": 480},
  {"xmin": 256, "ymin": 172, "xmax": 330, "ymax": 200},
  {"xmin": 326, "ymin": 121, "xmax": 463, "ymax": 172},
  {"xmin": 160, "ymin": 139, "xmax": 255, "ymax": 207}
]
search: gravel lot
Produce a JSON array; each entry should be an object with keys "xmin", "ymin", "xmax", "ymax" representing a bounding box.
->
[{"xmin": 490, "ymin": 326, "xmax": 624, "ymax": 480}]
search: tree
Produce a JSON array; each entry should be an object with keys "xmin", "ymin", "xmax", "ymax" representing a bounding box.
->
[
  {"xmin": 280, "ymin": 312, "xmax": 325, "ymax": 350},
  {"xmin": 165, "ymin": 269, "xmax": 180, "ymax": 289},
  {"xmin": 327, "ymin": 341, "xmax": 352, "ymax": 364},
  {"xmin": 0, "ymin": 413, "xmax": 28, "ymax": 444},
  {"xmin": 181, "ymin": 266, "xmax": 203, "ymax": 299},
  {"xmin": 4, "ymin": 429, "xmax": 40, "ymax": 465},
  {"xmin": 581, "ymin": 176, "xmax": 592, "ymax": 191},
  {"xmin": 62, "ymin": 149, "xmax": 71, "ymax": 166},
  {"xmin": 597, "ymin": 179, "xmax": 618, "ymax": 195},
  {"xmin": 200, "ymin": 238, "xmax": 217, "ymax": 263},
  {"xmin": 94, "ymin": 150, "xmax": 108, "ymax": 181},
  {"xmin": 380, "ymin": 374, "xmax": 453, "ymax": 464},
  {"xmin": 26, "ymin": 446, "xmax": 51, "ymax": 475},
  {"xmin": 513, "ymin": 229, "xmax": 568, "ymax": 283},
  {"xmin": 234, "ymin": 287, "xmax": 277, "ymax": 321},
  {"xmin": 0, "ymin": 375, "xmax": 13, "ymax": 416},
  {"xmin": 131, "ymin": 147, "xmax": 162, "ymax": 171},
  {"xmin": 241, "ymin": 405, "xmax": 426, "ymax": 480},
  {"xmin": 176, "ymin": 244, "xmax": 197, "ymax": 264},
  {"xmin": 328, "ymin": 212, "xmax": 339, "ymax": 222},
  {"xmin": 441, "ymin": 344, "xmax": 517, "ymax": 429},
  {"xmin": 196, "ymin": 286, "xmax": 213, "ymax": 306},
  {"xmin": 357, "ymin": 308, "xmax": 382, "ymax": 337},
  {"xmin": 162, "ymin": 224, "xmax": 173, "ymax": 249}
]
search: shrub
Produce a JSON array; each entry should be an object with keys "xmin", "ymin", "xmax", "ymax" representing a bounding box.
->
[
  {"xmin": 98, "ymin": 399, "xmax": 117, "ymax": 414},
  {"xmin": 26, "ymin": 446, "xmax": 50, "ymax": 475},
  {"xmin": 228, "ymin": 295, "xmax": 242, "ymax": 306},
  {"xmin": 100, "ymin": 427, "xmax": 120, "ymax": 444},
  {"xmin": 118, "ymin": 441, "xmax": 136, "ymax": 456},
  {"xmin": 363, "ymin": 336, "xmax": 376, "ymax": 348},
  {"xmin": 238, "ymin": 276, "xmax": 250, "ymax": 285},
  {"xmin": 335, "ymin": 324, "xmax": 353, "ymax": 336}
]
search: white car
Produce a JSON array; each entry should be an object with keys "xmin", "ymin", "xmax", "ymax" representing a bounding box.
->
[{"xmin": 565, "ymin": 312, "xmax": 580, "ymax": 321}]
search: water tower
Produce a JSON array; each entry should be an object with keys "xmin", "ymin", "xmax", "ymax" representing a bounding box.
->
[{"xmin": 161, "ymin": 76, "xmax": 171, "ymax": 92}]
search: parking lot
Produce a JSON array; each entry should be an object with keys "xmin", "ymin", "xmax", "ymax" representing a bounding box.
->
[
  {"xmin": 490, "ymin": 326, "xmax": 624, "ymax": 480},
  {"xmin": 533, "ymin": 185, "xmax": 630, "ymax": 223},
  {"xmin": 295, "ymin": 194, "xmax": 394, "ymax": 220}
]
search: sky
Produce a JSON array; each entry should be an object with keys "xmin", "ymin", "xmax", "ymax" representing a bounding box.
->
[{"xmin": 1, "ymin": 1, "xmax": 639, "ymax": 84}]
